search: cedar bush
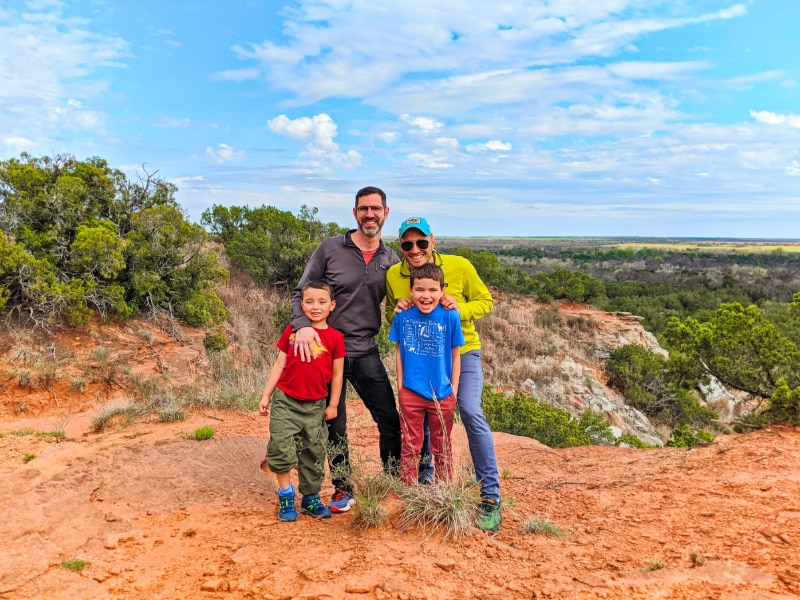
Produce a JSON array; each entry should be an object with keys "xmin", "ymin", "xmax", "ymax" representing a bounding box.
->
[
  {"xmin": 482, "ymin": 385, "xmax": 614, "ymax": 448},
  {"xmin": 0, "ymin": 153, "xmax": 228, "ymax": 328}
]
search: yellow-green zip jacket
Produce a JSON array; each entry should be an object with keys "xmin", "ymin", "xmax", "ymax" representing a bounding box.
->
[{"xmin": 385, "ymin": 252, "xmax": 493, "ymax": 354}]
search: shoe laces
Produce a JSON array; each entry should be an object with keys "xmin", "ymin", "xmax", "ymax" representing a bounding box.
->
[
  {"xmin": 481, "ymin": 497, "xmax": 499, "ymax": 512},
  {"xmin": 305, "ymin": 495, "xmax": 324, "ymax": 510},
  {"xmin": 332, "ymin": 490, "xmax": 349, "ymax": 502}
]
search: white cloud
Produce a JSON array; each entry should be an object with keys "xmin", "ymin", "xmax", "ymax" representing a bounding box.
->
[
  {"xmin": 607, "ymin": 60, "xmax": 711, "ymax": 81},
  {"xmin": 377, "ymin": 131, "xmax": 398, "ymax": 144},
  {"xmin": 407, "ymin": 152, "xmax": 453, "ymax": 169},
  {"xmin": 153, "ymin": 116, "xmax": 192, "ymax": 129},
  {"xmin": 225, "ymin": 1, "xmax": 747, "ymax": 108},
  {"xmin": 750, "ymin": 110, "xmax": 800, "ymax": 129},
  {"xmin": 466, "ymin": 140, "xmax": 512, "ymax": 153},
  {"xmin": 401, "ymin": 115, "xmax": 444, "ymax": 135},
  {"xmin": 205, "ymin": 144, "xmax": 245, "ymax": 163},
  {"xmin": 0, "ymin": 3, "xmax": 129, "ymax": 154},
  {"xmin": 268, "ymin": 113, "xmax": 361, "ymax": 170}
]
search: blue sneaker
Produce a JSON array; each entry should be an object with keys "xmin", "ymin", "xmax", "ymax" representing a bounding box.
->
[
  {"xmin": 277, "ymin": 485, "xmax": 298, "ymax": 522},
  {"xmin": 300, "ymin": 493, "xmax": 332, "ymax": 518},
  {"xmin": 328, "ymin": 489, "xmax": 356, "ymax": 513}
]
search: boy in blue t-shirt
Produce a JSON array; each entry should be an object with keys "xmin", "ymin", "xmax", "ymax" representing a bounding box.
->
[{"xmin": 388, "ymin": 263, "xmax": 465, "ymax": 485}]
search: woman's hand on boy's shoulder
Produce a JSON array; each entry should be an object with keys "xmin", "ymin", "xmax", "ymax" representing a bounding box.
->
[
  {"xmin": 394, "ymin": 298, "xmax": 413, "ymax": 313},
  {"xmin": 441, "ymin": 294, "xmax": 460, "ymax": 312}
]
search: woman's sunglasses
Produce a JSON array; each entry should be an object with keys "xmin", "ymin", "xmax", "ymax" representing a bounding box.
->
[{"xmin": 400, "ymin": 239, "xmax": 430, "ymax": 251}]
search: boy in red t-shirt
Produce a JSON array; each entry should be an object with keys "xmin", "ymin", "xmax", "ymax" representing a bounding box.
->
[{"xmin": 259, "ymin": 281, "xmax": 345, "ymax": 521}]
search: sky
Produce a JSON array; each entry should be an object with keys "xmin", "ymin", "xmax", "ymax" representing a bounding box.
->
[{"xmin": 1, "ymin": 0, "xmax": 799, "ymax": 238}]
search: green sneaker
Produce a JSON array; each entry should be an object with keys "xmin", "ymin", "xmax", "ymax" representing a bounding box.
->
[{"xmin": 477, "ymin": 496, "xmax": 502, "ymax": 532}]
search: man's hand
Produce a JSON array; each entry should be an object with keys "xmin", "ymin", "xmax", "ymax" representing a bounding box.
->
[{"xmin": 293, "ymin": 326, "xmax": 321, "ymax": 362}]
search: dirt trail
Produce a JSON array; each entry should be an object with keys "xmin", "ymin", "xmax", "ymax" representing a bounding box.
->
[{"xmin": 1, "ymin": 396, "xmax": 799, "ymax": 600}]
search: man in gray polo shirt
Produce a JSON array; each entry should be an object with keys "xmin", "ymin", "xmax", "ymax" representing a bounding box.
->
[{"xmin": 291, "ymin": 186, "xmax": 401, "ymax": 512}]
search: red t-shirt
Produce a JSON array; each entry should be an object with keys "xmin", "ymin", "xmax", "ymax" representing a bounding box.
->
[
  {"xmin": 276, "ymin": 325, "xmax": 345, "ymax": 400},
  {"xmin": 361, "ymin": 248, "xmax": 377, "ymax": 264}
]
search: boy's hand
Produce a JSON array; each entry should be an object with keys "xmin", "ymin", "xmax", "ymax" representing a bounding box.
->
[
  {"xmin": 258, "ymin": 396, "xmax": 271, "ymax": 415},
  {"xmin": 323, "ymin": 405, "xmax": 338, "ymax": 421}
]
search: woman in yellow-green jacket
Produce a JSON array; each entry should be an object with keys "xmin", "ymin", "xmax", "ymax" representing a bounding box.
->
[{"xmin": 385, "ymin": 216, "xmax": 502, "ymax": 532}]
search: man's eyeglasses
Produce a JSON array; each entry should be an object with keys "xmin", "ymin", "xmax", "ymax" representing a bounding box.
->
[
  {"xmin": 400, "ymin": 239, "xmax": 430, "ymax": 251},
  {"xmin": 356, "ymin": 205, "xmax": 385, "ymax": 214}
]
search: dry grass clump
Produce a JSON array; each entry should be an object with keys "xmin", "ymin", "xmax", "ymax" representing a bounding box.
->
[
  {"xmin": 91, "ymin": 402, "xmax": 139, "ymax": 432},
  {"xmin": 522, "ymin": 516, "xmax": 564, "ymax": 537},
  {"xmin": 396, "ymin": 470, "xmax": 482, "ymax": 541},
  {"xmin": 3, "ymin": 332, "xmax": 71, "ymax": 390},
  {"xmin": 194, "ymin": 273, "xmax": 286, "ymax": 411},
  {"xmin": 83, "ymin": 346, "xmax": 132, "ymax": 387},
  {"xmin": 350, "ymin": 469, "xmax": 399, "ymax": 530}
]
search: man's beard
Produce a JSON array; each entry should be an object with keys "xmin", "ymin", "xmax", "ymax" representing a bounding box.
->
[{"xmin": 359, "ymin": 218, "xmax": 384, "ymax": 237}]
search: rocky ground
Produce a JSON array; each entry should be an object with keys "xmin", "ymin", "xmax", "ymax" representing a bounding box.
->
[{"xmin": 1, "ymin": 320, "xmax": 799, "ymax": 599}]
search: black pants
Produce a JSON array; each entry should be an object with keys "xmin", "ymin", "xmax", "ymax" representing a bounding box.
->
[{"xmin": 326, "ymin": 348, "xmax": 401, "ymax": 492}]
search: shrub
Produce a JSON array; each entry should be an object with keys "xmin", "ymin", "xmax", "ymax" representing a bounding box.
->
[
  {"xmin": 534, "ymin": 268, "xmax": 606, "ymax": 304},
  {"xmin": 607, "ymin": 344, "xmax": 717, "ymax": 428},
  {"xmin": 481, "ymin": 386, "xmax": 592, "ymax": 448},
  {"xmin": 666, "ymin": 424, "xmax": 713, "ymax": 447},
  {"xmin": 616, "ymin": 434, "xmax": 651, "ymax": 448},
  {"xmin": 203, "ymin": 204, "xmax": 345, "ymax": 289},
  {"xmin": 61, "ymin": 559, "xmax": 89, "ymax": 572},
  {"xmin": 190, "ymin": 425, "xmax": 215, "ymax": 440},
  {"xmin": 271, "ymin": 301, "xmax": 293, "ymax": 331},
  {"xmin": 522, "ymin": 517, "xmax": 564, "ymax": 538},
  {"xmin": 759, "ymin": 378, "xmax": 800, "ymax": 426},
  {"xmin": 578, "ymin": 408, "xmax": 616, "ymax": 445},
  {"xmin": 204, "ymin": 329, "xmax": 229, "ymax": 353},
  {"xmin": 0, "ymin": 153, "xmax": 229, "ymax": 328}
]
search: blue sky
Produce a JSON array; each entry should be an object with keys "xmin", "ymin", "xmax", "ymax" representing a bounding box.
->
[{"xmin": 1, "ymin": 1, "xmax": 799, "ymax": 238}]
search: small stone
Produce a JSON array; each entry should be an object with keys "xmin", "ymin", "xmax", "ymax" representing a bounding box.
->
[
  {"xmin": 200, "ymin": 579, "xmax": 225, "ymax": 592},
  {"xmin": 435, "ymin": 559, "xmax": 457, "ymax": 572}
]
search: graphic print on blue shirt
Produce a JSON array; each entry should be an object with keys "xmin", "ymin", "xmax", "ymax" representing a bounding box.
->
[{"xmin": 389, "ymin": 304, "xmax": 465, "ymax": 400}]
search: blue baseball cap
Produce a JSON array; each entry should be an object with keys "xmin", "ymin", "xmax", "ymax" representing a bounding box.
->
[{"xmin": 398, "ymin": 216, "xmax": 432, "ymax": 237}]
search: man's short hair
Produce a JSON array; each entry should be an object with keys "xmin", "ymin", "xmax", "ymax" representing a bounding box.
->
[
  {"xmin": 302, "ymin": 279, "xmax": 334, "ymax": 300},
  {"xmin": 355, "ymin": 186, "xmax": 387, "ymax": 207},
  {"xmin": 409, "ymin": 263, "xmax": 445, "ymax": 288}
]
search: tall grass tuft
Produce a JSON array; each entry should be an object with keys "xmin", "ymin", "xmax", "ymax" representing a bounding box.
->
[{"xmin": 397, "ymin": 470, "xmax": 482, "ymax": 541}]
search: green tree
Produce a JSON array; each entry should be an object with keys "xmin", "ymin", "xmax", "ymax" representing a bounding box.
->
[
  {"xmin": 0, "ymin": 153, "xmax": 228, "ymax": 327},
  {"xmin": 202, "ymin": 204, "xmax": 346, "ymax": 288},
  {"xmin": 663, "ymin": 302, "xmax": 800, "ymax": 397},
  {"xmin": 449, "ymin": 247, "xmax": 536, "ymax": 294},
  {"xmin": 606, "ymin": 344, "xmax": 716, "ymax": 427},
  {"xmin": 535, "ymin": 268, "xmax": 606, "ymax": 304}
]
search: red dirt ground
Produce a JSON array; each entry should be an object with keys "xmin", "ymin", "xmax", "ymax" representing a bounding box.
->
[{"xmin": 1, "ymin": 323, "xmax": 799, "ymax": 600}]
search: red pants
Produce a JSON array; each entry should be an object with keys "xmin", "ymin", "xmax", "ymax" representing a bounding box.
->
[{"xmin": 398, "ymin": 388, "xmax": 456, "ymax": 485}]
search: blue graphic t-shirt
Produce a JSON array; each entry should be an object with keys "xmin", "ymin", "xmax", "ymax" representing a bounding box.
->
[{"xmin": 389, "ymin": 304, "xmax": 465, "ymax": 400}]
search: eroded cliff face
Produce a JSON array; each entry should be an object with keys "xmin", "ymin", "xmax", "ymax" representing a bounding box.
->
[{"xmin": 479, "ymin": 299, "xmax": 724, "ymax": 447}]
